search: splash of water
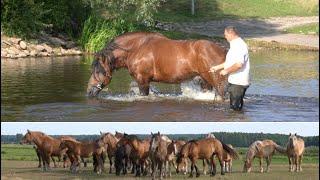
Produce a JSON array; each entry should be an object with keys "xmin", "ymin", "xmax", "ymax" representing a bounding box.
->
[{"xmin": 101, "ymin": 77, "xmax": 219, "ymax": 102}]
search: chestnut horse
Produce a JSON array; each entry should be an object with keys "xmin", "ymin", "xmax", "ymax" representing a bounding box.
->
[
  {"xmin": 59, "ymin": 139, "xmax": 104, "ymax": 173},
  {"xmin": 20, "ymin": 130, "xmax": 73, "ymax": 171},
  {"xmin": 286, "ymin": 133, "xmax": 305, "ymax": 172},
  {"xmin": 118, "ymin": 133, "xmax": 151, "ymax": 176},
  {"xmin": 87, "ymin": 32, "xmax": 227, "ymax": 98},
  {"xmin": 176, "ymin": 138, "xmax": 238, "ymax": 177},
  {"xmin": 166, "ymin": 140, "xmax": 187, "ymax": 176},
  {"xmin": 149, "ymin": 132, "xmax": 169, "ymax": 179},
  {"xmin": 243, "ymin": 140, "xmax": 286, "ymax": 173},
  {"xmin": 98, "ymin": 132, "xmax": 120, "ymax": 173}
]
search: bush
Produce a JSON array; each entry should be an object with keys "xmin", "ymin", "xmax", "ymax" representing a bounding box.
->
[
  {"xmin": 79, "ymin": 15, "xmax": 140, "ymax": 53},
  {"xmin": 1, "ymin": 0, "xmax": 45, "ymax": 38}
]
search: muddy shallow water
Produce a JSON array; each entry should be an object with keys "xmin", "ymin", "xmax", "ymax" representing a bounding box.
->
[{"xmin": 1, "ymin": 50, "xmax": 319, "ymax": 121}]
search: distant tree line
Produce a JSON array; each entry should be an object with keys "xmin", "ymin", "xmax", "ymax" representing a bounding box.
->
[{"xmin": 2, "ymin": 132, "xmax": 318, "ymax": 147}]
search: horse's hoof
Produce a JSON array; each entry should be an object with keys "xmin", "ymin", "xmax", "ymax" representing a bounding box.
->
[
  {"xmin": 221, "ymin": 172, "xmax": 225, "ymax": 176},
  {"xmin": 196, "ymin": 173, "xmax": 200, "ymax": 177},
  {"xmin": 189, "ymin": 174, "xmax": 193, "ymax": 178}
]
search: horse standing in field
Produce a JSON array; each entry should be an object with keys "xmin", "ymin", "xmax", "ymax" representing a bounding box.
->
[
  {"xmin": 166, "ymin": 140, "xmax": 187, "ymax": 176},
  {"xmin": 87, "ymin": 32, "xmax": 227, "ymax": 99},
  {"xmin": 118, "ymin": 133, "xmax": 151, "ymax": 177},
  {"xmin": 286, "ymin": 133, "xmax": 305, "ymax": 172},
  {"xmin": 59, "ymin": 139, "xmax": 104, "ymax": 173},
  {"xmin": 149, "ymin": 132, "xmax": 169, "ymax": 179},
  {"xmin": 205, "ymin": 133, "xmax": 233, "ymax": 173},
  {"xmin": 176, "ymin": 138, "xmax": 238, "ymax": 177},
  {"xmin": 243, "ymin": 140, "xmax": 286, "ymax": 173},
  {"xmin": 98, "ymin": 132, "xmax": 120, "ymax": 173},
  {"xmin": 20, "ymin": 130, "xmax": 72, "ymax": 171}
]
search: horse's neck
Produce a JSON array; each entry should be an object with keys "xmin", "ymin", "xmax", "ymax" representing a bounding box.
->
[
  {"xmin": 107, "ymin": 135, "xmax": 118, "ymax": 149},
  {"xmin": 32, "ymin": 133, "xmax": 45, "ymax": 147},
  {"xmin": 246, "ymin": 148, "xmax": 256, "ymax": 162}
]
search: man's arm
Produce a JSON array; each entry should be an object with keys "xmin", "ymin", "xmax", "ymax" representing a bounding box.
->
[
  {"xmin": 209, "ymin": 62, "xmax": 225, "ymax": 72},
  {"xmin": 220, "ymin": 62, "xmax": 243, "ymax": 76}
]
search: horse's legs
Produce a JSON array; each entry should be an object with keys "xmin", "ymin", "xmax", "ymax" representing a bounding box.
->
[
  {"xmin": 266, "ymin": 156, "xmax": 271, "ymax": 172},
  {"xmin": 298, "ymin": 155, "xmax": 303, "ymax": 172},
  {"xmin": 259, "ymin": 158, "xmax": 263, "ymax": 173},
  {"xmin": 217, "ymin": 154, "xmax": 225, "ymax": 175},
  {"xmin": 199, "ymin": 73, "xmax": 223, "ymax": 100},
  {"xmin": 108, "ymin": 155, "xmax": 113, "ymax": 173},
  {"xmin": 202, "ymin": 159, "xmax": 206, "ymax": 175},
  {"xmin": 36, "ymin": 149, "xmax": 42, "ymax": 168},
  {"xmin": 189, "ymin": 161, "xmax": 194, "ymax": 178},
  {"xmin": 230, "ymin": 160, "xmax": 233, "ymax": 173},
  {"xmin": 52, "ymin": 156, "xmax": 57, "ymax": 168},
  {"xmin": 294, "ymin": 155, "xmax": 299, "ymax": 172},
  {"xmin": 194, "ymin": 161, "xmax": 200, "ymax": 177},
  {"xmin": 211, "ymin": 156, "xmax": 217, "ymax": 176}
]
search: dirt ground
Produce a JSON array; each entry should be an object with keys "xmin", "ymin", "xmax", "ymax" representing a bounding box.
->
[
  {"xmin": 169, "ymin": 16, "xmax": 319, "ymax": 48},
  {"xmin": 1, "ymin": 160, "xmax": 319, "ymax": 180}
]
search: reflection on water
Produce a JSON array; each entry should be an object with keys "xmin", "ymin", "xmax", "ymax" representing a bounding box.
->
[{"xmin": 1, "ymin": 50, "xmax": 319, "ymax": 122}]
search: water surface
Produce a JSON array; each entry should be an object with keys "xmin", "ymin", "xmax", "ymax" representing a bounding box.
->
[{"xmin": 1, "ymin": 50, "xmax": 318, "ymax": 121}]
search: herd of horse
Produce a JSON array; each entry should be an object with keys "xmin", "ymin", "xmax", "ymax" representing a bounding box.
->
[{"xmin": 20, "ymin": 130, "xmax": 305, "ymax": 178}]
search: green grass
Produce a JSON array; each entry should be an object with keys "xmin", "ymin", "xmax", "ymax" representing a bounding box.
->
[
  {"xmin": 2, "ymin": 144, "xmax": 319, "ymax": 163},
  {"xmin": 284, "ymin": 23, "xmax": 319, "ymax": 35},
  {"xmin": 1, "ymin": 144, "xmax": 319, "ymax": 180},
  {"xmin": 155, "ymin": 0, "xmax": 319, "ymax": 22}
]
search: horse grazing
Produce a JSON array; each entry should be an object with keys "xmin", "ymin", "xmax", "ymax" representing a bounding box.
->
[
  {"xmin": 98, "ymin": 132, "xmax": 120, "ymax": 173},
  {"xmin": 166, "ymin": 140, "xmax": 187, "ymax": 176},
  {"xmin": 87, "ymin": 32, "xmax": 227, "ymax": 99},
  {"xmin": 118, "ymin": 133, "xmax": 151, "ymax": 176},
  {"xmin": 286, "ymin": 133, "xmax": 305, "ymax": 172},
  {"xmin": 176, "ymin": 138, "xmax": 238, "ymax": 177},
  {"xmin": 243, "ymin": 140, "xmax": 286, "ymax": 173},
  {"xmin": 149, "ymin": 132, "xmax": 169, "ymax": 179},
  {"xmin": 205, "ymin": 133, "xmax": 233, "ymax": 173}
]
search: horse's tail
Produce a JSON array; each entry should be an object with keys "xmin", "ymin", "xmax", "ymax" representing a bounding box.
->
[
  {"xmin": 221, "ymin": 142, "xmax": 239, "ymax": 160},
  {"xmin": 274, "ymin": 144, "xmax": 287, "ymax": 154}
]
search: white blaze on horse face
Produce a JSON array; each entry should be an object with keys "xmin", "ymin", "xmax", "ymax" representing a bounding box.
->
[{"xmin": 173, "ymin": 143, "xmax": 178, "ymax": 155}]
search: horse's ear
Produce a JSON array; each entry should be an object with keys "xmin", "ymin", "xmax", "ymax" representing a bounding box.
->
[
  {"xmin": 151, "ymin": 132, "xmax": 153, "ymax": 136},
  {"xmin": 100, "ymin": 131, "xmax": 103, "ymax": 135},
  {"xmin": 289, "ymin": 133, "xmax": 291, "ymax": 136},
  {"xmin": 158, "ymin": 131, "xmax": 160, "ymax": 135},
  {"xmin": 295, "ymin": 133, "xmax": 297, "ymax": 136},
  {"xmin": 27, "ymin": 129, "xmax": 31, "ymax": 134}
]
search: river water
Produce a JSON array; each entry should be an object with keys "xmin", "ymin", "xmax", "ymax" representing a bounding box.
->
[{"xmin": 1, "ymin": 50, "xmax": 318, "ymax": 121}]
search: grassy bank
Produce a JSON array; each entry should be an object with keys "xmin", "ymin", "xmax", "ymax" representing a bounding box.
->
[
  {"xmin": 284, "ymin": 23, "xmax": 319, "ymax": 35},
  {"xmin": 155, "ymin": 0, "xmax": 319, "ymax": 22}
]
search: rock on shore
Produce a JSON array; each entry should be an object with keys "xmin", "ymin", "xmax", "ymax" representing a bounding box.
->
[{"xmin": 1, "ymin": 32, "xmax": 83, "ymax": 59}]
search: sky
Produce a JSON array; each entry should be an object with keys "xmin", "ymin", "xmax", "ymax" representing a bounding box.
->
[{"xmin": 1, "ymin": 122, "xmax": 318, "ymax": 136}]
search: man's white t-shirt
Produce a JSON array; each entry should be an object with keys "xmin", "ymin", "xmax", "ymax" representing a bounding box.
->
[{"xmin": 224, "ymin": 37, "xmax": 250, "ymax": 86}]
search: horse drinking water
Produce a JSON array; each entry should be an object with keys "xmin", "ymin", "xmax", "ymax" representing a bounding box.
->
[{"xmin": 87, "ymin": 32, "xmax": 227, "ymax": 99}]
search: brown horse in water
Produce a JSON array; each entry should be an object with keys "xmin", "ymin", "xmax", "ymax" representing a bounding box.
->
[
  {"xmin": 87, "ymin": 32, "xmax": 227, "ymax": 98},
  {"xmin": 243, "ymin": 139, "xmax": 286, "ymax": 173},
  {"xmin": 176, "ymin": 138, "xmax": 238, "ymax": 177},
  {"xmin": 286, "ymin": 133, "xmax": 305, "ymax": 172},
  {"xmin": 20, "ymin": 130, "xmax": 74, "ymax": 171}
]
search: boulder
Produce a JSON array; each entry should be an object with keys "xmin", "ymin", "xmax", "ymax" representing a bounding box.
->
[
  {"xmin": 35, "ymin": 45, "xmax": 46, "ymax": 52},
  {"xmin": 19, "ymin": 41, "xmax": 27, "ymax": 50},
  {"xmin": 43, "ymin": 44, "xmax": 53, "ymax": 53}
]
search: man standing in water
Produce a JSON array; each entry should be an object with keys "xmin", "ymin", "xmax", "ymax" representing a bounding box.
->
[{"xmin": 210, "ymin": 26, "xmax": 250, "ymax": 111}]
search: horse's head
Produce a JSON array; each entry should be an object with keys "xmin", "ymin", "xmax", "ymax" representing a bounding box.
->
[
  {"xmin": 87, "ymin": 51, "xmax": 114, "ymax": 97},
  {"xmin": 289, "ymin": 133, "xmax": 298, "ymax": 146},
  {"xmin": 216, "ymin": 74, "xmax": 228, "ymax": 99},
  {"xmin": 59, "ymin": 140, "xmax": 68, "ymax": 150},
  {"xmin": 150, "ymin": 132, "xmax": 161, "ymax": 152},
  {"xmin": 243, "ymin": 159, "xmax": 252, "ymax": 173},
  {"xmin": 20, "ymin": 130, "xmax": 33, "ymax": 144}
]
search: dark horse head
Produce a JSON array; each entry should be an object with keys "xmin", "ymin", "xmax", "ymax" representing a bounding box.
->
[{"xmin": 87, "ymin": 41, "xmax": 124, "ymax": 97}]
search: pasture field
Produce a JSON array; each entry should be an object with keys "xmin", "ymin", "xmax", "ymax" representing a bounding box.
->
[
  {"xmin": 155, "ymin": 0, "xmax": 318, "ymax": 22},
  {"xmin": 1, "ymin": 144, "xmax": 319, "ymax": 179},
  {"xmin": 284, "ymin": 23, "xmax": 319, "ymax": 35}
]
